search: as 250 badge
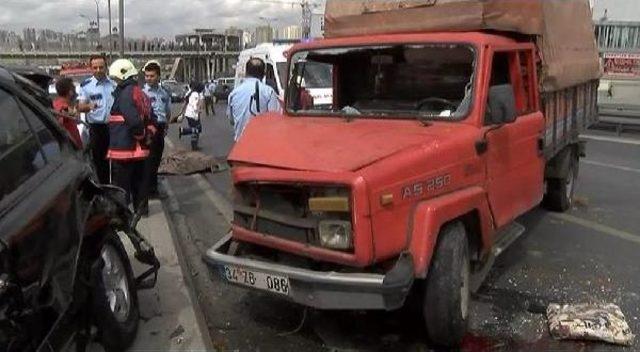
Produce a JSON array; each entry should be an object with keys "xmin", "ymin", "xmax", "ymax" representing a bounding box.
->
[{"xmin": 401, "ymin": 174, "xmax": 451, "ymax": 199}]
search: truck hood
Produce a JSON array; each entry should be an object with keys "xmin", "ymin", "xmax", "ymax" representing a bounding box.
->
[{"xmin": 229, "ymin": 115, "xmax": 447, "ymax": 172}]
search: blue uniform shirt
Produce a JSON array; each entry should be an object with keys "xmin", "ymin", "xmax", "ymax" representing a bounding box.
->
[
  {"xmin": 227, "ymin": 77, "xmax": 280, "ymax": 141},
  {"xmin": 143, "ymin": 83, "xmax": 171, "ymax": 124},
  {"xmin": 78, "ymin": 76, "xmax": 116, "ymax": 124}
]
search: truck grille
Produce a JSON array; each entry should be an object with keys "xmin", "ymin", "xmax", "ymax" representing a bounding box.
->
[{"xmin": 233, "ymin": 183, "xmax": 352, "ymax": 250}]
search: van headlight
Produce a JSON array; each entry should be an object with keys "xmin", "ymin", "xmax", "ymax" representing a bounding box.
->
[{"xmin": 318, "ymin": 220, "xmax": 353, "ymax": 250}]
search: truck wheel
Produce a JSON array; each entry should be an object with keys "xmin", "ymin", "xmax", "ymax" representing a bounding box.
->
[
  {"xmin": 92, "ymin": 229, "xmax": 139, "ymax": 352},
  {"xmin": 423, "ymin": 222, "xmax": 470, "ymax": 347},
  {"xmin": 543, "ymin": 154, "xmax": 579, "ymax": 212}
]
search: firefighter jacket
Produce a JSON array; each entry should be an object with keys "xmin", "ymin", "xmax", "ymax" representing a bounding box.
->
[{"xmin": 107, "ymin": 78, "xmax": 156, "ymax": 160}]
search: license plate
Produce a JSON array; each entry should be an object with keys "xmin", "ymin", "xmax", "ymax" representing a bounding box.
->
[{"xmin": 222, "ymin": 265, "xmax": 290, "ymax": 296}]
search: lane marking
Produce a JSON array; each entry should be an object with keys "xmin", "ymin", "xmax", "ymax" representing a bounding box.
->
[
  {"xmin": 580, "ymin": 134, "xmax": 640, "ymax": 146},
  {"xmin": 582, "ymin": 159, "xmax": 640, "ymax": 175},
  {"xmin": 165, "ymin": 137, "xmax": 176, "ymax": 150},
  {"xmin": 549, "ymin": 212, "xmax": 640, "ymax": 246},
  {"xmin": 164, "ymin": 137, "xmax": 233, "ymax": 222},
  {"xmin": 191, "ymin": 173, "xmax": 233, "ymax": 222}
]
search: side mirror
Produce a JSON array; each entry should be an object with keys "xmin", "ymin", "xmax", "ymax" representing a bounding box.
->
[{"xmin": 487, "ymin": 84, "xmax": 517, "ymax": 125}]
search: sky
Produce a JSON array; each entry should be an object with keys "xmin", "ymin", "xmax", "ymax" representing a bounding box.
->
[{"xmin": 0, "ymin": 0, "xmax": 322, "ymax": 38}]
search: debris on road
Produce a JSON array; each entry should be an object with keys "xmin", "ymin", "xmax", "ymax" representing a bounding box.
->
[
  {"xmin": 547, "ymin": 303, "xmax": 635, "ymax": 346},
  {"xmin": 159, "ymin": 150, "xmax": 228, "ymax": 175}
]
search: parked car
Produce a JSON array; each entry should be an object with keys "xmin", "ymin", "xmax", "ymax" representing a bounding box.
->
[
  {"xmin": 213, "ymin": 77, "xmax": 235, "ymax": 100},
  {"xmin": 0, "ymin": 66, "xmax": 159, "ymax": 352},
  {"xmin": 161, "ymin": 79, "xmax": 189, "ymax": 103}
]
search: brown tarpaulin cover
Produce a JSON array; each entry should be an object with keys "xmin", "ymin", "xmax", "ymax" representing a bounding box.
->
[{"xmin": 324, "ymin": 0, "xmax": 601, "ymax": 92}]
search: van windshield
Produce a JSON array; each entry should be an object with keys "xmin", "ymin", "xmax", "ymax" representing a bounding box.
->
[{"xmin": 286, "ymin": 44, "xmax": 476, "ymax": 120}]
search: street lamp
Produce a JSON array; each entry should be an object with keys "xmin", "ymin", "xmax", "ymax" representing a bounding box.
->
[
  {"xmin": 93, "ymin": 0, "xmax": 101, "ymax": 40},
  {"xmin": 108, "ymin": 0, "xmax": 113, "ymax": 57},
  {"xmin": 119, "ymin": 0, "xmax": 124, "ymax": 56}
]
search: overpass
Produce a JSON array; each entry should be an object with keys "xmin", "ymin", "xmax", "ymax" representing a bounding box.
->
[{"xmin": 0, "ymin": 50, "xmax": 241, "ymax": 82}]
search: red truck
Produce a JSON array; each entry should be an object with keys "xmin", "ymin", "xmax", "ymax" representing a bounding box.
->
[{"xmin": 206, "ymin": 0, "xmax": 600, "ymax": 346}]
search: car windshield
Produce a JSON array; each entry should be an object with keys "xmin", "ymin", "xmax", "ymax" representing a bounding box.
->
[{"xmin": 286, "ymin": 43, "xmax": 476, "ymax": 120}]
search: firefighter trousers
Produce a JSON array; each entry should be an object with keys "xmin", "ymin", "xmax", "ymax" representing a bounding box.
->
[{"xmin": 111, "ymin": 159, "xmax": 150, "ymax": 214}]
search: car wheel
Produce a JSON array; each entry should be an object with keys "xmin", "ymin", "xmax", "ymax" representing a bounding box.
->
[
  {"xmin": 92, "ymin": 229, "xmax": 139, "ymax": 352},
  {"xmin": 423, "ymin": 221, "xmax": 470, "ymax": 347},
  {"xmin": 543, "ymin": 154, "xmax": 578, "ymax": 212}
]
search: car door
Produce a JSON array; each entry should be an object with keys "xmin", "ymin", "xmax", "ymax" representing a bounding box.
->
[
  {"xmin": 0, "ymin": 82, "xmax": 87, "ymax": 346},
  {"xmin": 483, "ymin": 48, "xmax": 545, "ymax": 228}
]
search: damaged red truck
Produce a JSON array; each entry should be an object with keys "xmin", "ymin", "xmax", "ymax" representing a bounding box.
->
[{"xmin": 206, "ymin": 0, "xmax": 601, "ymax": 346}]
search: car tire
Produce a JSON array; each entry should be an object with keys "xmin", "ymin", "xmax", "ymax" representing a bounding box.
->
[
  {"xmin": 423, "ymin": 221, "xmax": 470, "ymax": 348},
  {"xmin": 92, "ymin": 229, "xmax": 139, "ymax": 352},
  {"xmin": 543, "ymin": 154, "xmax": 578, "ymax": 212}
]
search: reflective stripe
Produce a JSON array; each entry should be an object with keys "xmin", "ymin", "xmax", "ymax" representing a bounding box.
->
[{"xmin": 107, "ymin": 141, "xmax": 149, "ymax": 160}]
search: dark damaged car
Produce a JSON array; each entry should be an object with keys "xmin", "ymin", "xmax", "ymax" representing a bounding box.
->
[{"xmin": 0, "ymin": 66, "xmax": 159, "ymax": 352}]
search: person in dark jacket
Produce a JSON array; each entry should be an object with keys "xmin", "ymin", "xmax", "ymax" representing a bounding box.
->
[{"xmin": 107, "ymin": 59, "xmax": 155, "ymax": 216}]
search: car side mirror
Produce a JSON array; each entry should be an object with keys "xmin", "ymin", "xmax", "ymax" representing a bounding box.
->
[{"xmin": 487, "ymin": 84, "xmax": 517, "ymax": 125}]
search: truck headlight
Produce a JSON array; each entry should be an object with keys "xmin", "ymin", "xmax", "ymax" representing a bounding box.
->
[{"xmin": 318, "ymin": 220, "xmax": 352, "ymax": 250}]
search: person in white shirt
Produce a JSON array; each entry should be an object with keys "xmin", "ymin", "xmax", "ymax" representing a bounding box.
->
[{"xmin": 178, "ymin": 81, "xmax": 205, "ymax": 150}]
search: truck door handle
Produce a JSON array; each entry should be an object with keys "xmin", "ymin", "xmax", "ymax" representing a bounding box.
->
[
  {"xmin": 475, "ymin": 140, "xmax": 488, "ymax": 155},
  {"xmin": 537, "ymin": 137, "xmax": 544, "ymax": 155}
]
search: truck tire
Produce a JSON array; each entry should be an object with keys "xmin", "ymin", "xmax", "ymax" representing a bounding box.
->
[
  {"xmin": 543, "ymin": 153, "xmax": 578, "ymax": 212},
  {"xmin": 423, "ymin": 222, "xmax": 470, "ymax": 347},
  {"xmin": 92, "ymin": 229, "xmax": 139, "ymax": 352}
]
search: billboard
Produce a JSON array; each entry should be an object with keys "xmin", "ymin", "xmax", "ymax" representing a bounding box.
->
[{"xmin": 603, "ymin": 52, "xmax": 640, "ymax": 78}]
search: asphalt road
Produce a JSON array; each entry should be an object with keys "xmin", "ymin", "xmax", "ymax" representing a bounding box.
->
[{"xmin": 162, "ymin": 103, "xmax": 640, "ymax": 351}]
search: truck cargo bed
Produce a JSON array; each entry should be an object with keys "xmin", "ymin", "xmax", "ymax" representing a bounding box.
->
[{"xmin": 541, "ymin": 80, "xmax": 599, "ymax": 159}]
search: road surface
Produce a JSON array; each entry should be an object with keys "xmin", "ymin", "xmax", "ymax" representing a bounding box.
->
[{"xmin": 161, "ymin": 103, "xmax": 640, "ymax": 351}]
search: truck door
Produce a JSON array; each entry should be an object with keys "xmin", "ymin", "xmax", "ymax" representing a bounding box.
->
[{"xmin": 484, "ymin": 49, "xmax": 545, "ymax": 228}]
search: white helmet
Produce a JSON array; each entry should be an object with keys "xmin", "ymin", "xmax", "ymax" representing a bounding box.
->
[{"xmin": 109, "ymin": 59, "xmax": 138, "ymax": 80}]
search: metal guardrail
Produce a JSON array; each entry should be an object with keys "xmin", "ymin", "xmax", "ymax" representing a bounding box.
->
[{"xmin": 0, "ymin": 51, "xmax": 240, "ymax": 59}]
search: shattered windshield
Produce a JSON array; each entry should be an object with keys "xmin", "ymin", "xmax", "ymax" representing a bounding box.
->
[{"xmin": 286, "ymin": 44, "xmax": 476, "ymax": 120}]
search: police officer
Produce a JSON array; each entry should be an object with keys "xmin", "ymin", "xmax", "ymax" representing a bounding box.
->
[
  {"xmin": 77, "ymin": 54, "xmax": 116, "ymax": 184},
  {"xmin": 227, "ymin": 58, "xmax": 281, "ymax": 141},
  {"xmin": 142, "ymin": 60, "xmax": 171, "ymax": 198},
  {"xmin": 107, "ymin": 59, "xmax": 155, "ymax": 215}
]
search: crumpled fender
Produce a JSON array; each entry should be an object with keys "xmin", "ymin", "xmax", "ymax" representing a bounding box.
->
[{"xmin": 407, "ymin": 186, "xmax": 494, "ymax": 278}]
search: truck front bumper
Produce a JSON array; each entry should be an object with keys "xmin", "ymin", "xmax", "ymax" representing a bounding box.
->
[{"xmin": 204, "ymin": 234, "xmax": 414, "ymax": 310}]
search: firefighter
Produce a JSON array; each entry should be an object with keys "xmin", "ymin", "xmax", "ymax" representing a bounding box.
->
[{"xmin": 107, "ymin": 59, "xmax": 156, "ymax": 216}]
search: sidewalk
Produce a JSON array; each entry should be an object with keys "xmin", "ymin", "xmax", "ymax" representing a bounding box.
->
[{"xmin": 88, "ymin": 198, "xmax": 210, "ymax": 352}]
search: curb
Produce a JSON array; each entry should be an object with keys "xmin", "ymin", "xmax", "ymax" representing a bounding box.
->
[{"xmin": 160, "ymin": 177, "xmax": 216, "ymax": 352}]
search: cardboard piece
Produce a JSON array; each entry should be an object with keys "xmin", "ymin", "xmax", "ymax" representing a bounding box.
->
[{"xmin": 325, "ymin": 0, "xmax": 601, "ymax": 92}]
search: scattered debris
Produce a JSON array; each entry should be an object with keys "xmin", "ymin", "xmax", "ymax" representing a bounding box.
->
[
  {"xmin": 159, "ymin": 150, "xmax": 228, "ymax": 175},
  {"xmin": 547, "ymin": 303, "xmax": 635, "ymax": 346},
  {"xmin": 169, "ymin": 324, "xmax": 185, "ymax": 339},
  {"xmin": 573, "ymin": 195, "xmax": 589, "ymax": 207}
]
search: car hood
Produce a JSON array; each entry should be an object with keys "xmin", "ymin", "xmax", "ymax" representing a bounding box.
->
[{"xmin": 229, "ymin": 115, "xmax": 449, "ymax": 172}]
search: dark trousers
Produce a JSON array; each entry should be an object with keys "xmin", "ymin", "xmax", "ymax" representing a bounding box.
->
[
  {"xmin": 147, "ymin": 123, "xmax": 166, "ymax": 194},
  {"xmin": 182, "ymin": 117, "xmax": 201, "ymax": 150},
  {"xmin": 89, "ymin": 123, "xmax": 110, "ymax": 184},
  {"xmin": 111, "ymin": 159, "xmax": 150, "ymax": 214},
  {"xmin": 204, "ymin": 96, "xmax": 215, "ymax": 115}
]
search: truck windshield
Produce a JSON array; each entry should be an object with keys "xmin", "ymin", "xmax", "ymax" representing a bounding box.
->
[{"xmin": 286, "ymin": 44, "xmax": 476, "ymax": 120}]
